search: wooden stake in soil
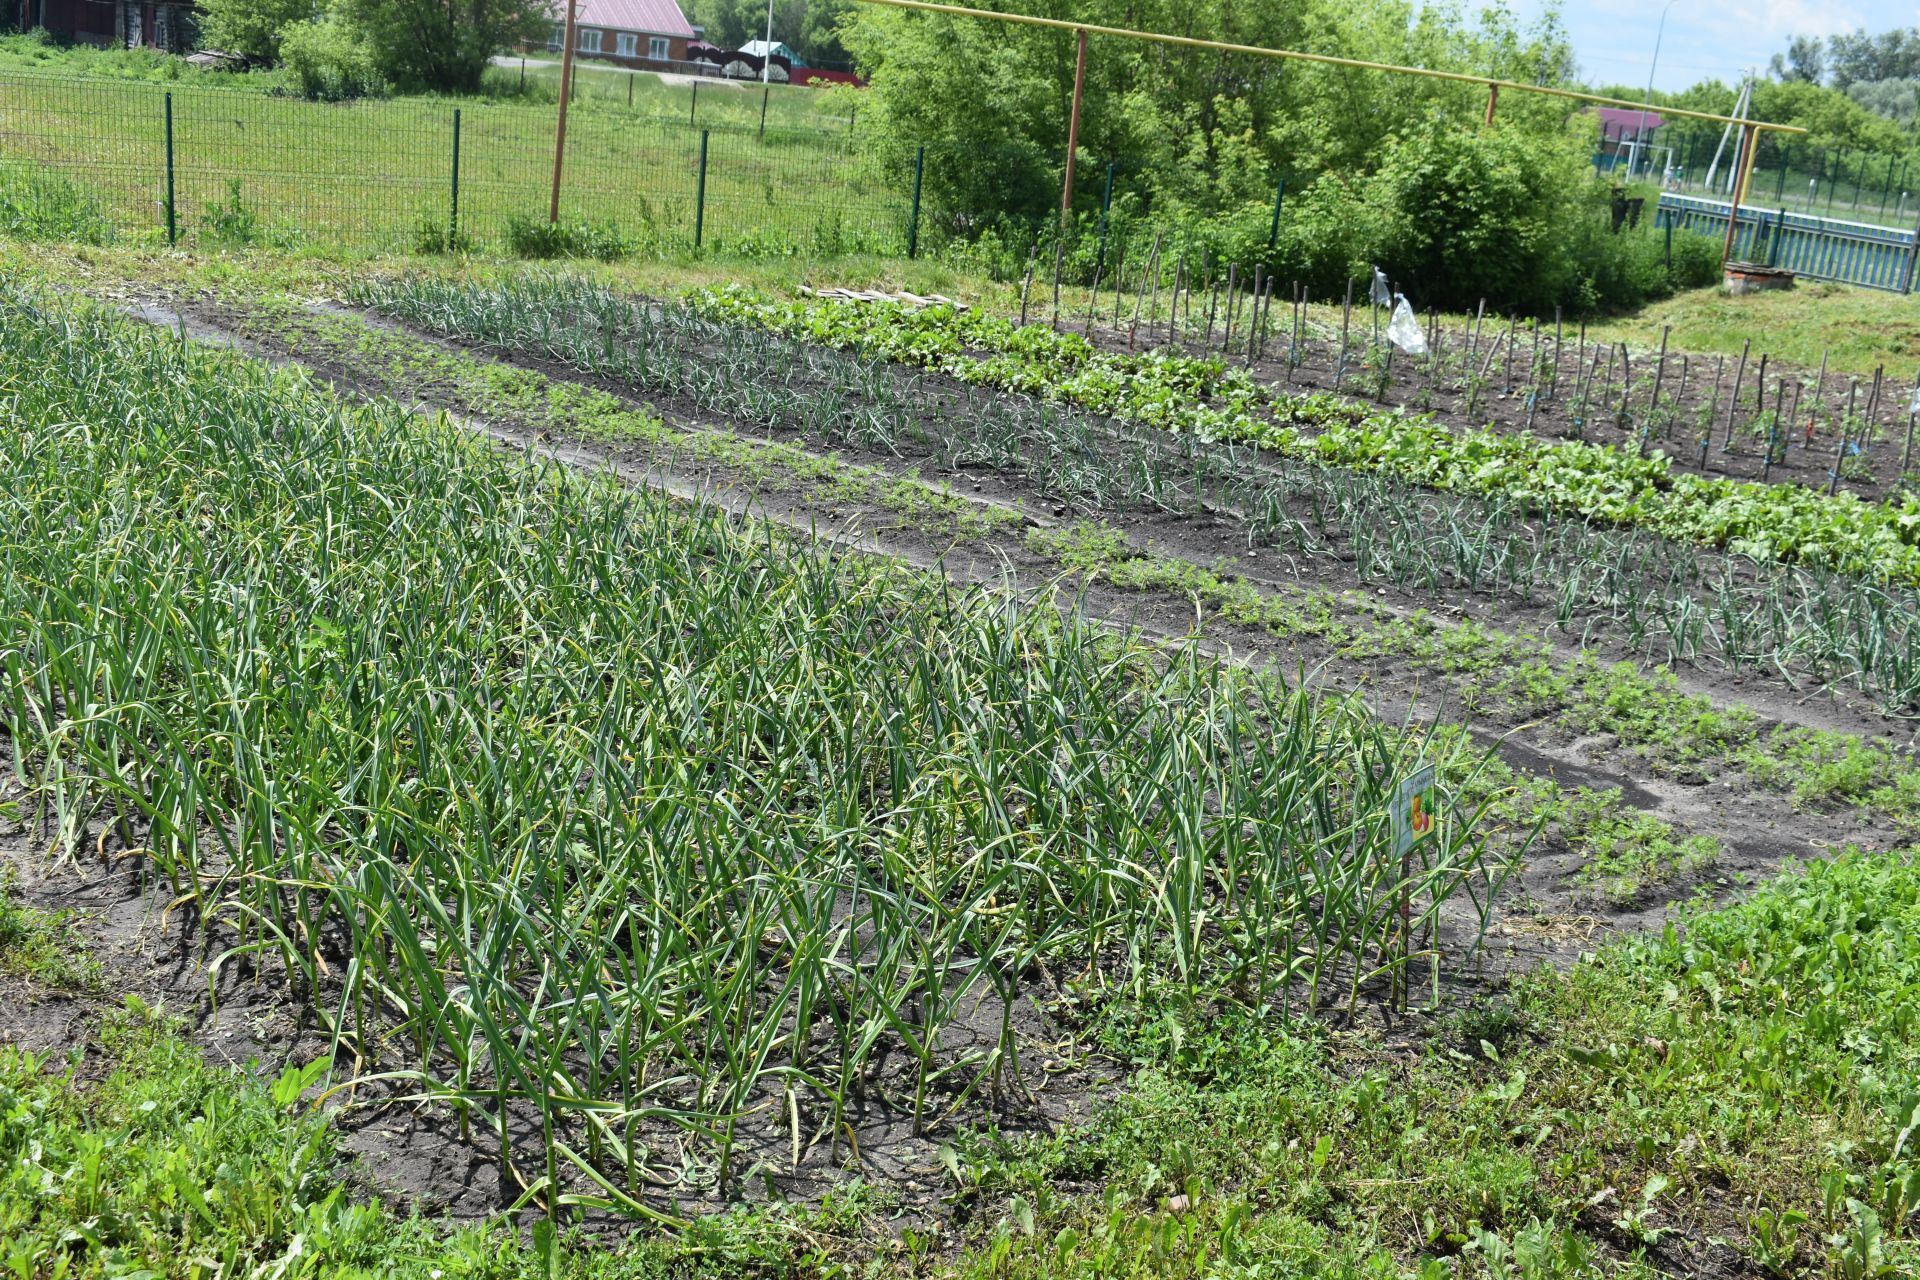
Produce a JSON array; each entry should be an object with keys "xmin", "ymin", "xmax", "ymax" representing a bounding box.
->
[
  {"xmin": 1616, "ymin": 343, "xmax": 1631, "ymax": 430},
  {"xmin": 1144, "ymin": 231, "xmax": 1165, "ymax": 341},
  {"xmin": 1283, "ymin": 284, "xmax": 1300, "ymax": 382},
  {"xmin": 1245, "ymin": 265, "xmax": 1265, "ymax": 368},
  {"xmin": 1673, "ymin": 355, "xmax": 1692, "ymax": 439},
  {"xmin": 1339, "ymin": 279, "xmax": 1354, "ymax": 386},
  {"xmin": 1575, "ymin": 320, "xmax": 1587, "ymax": 404},
  {"xmin": 1502, "ymin": 314, "xmax": 1518, "ymax": 393},
  {"xmin": 1704, "ymin": 356, "xmax": 1725, "ymax": 467},
  {"xmin": 1084, "ymin": 263, "xmax": 1104, "ymax": 336},
  {"xmin": 1258, "ymin": 276, "xmax": 1277, "ymax": 362},
  {"xmin": 1170, "ymin": 252, "xmax": 1187, "ymax": 347},
  {"xmin": 1598, "ymin": 343, "xmax": 1618, "ymax": 431},
  {"xmin": 1724, "ymin": 338, "xmax": 1751, "ymax": 449},
  {"xmin": 1049, "ymin": 239, "xmax": 1065, "ymax": 331},
  {"xmin": 1830, "ymin": 378, "xmax": 1860, "ymax": 494},
  {"xmin": 1220, "ymin": 264, "xmax": 1239, "ymax": 354},
  {"xmin": 1864, "ymin": 365, "xmax": 1885, "ymax": 444},
  {"xmin": 1018, "ymin": 245, "xmax": 1038, "ymax": 327},
  {"xmin": 1784, "ymin": 372, "xmax": 1802, "ymax": 448},
  {"xmin": 1812, "ymin": 348, "xmax": 1830, "ymax": 437},
  {"xmin": 1764, "ymin": 378, "xmax": 1783, "ymax": 482},
  {"xmin": 1204, "ymin": 279, "xmax": 1219, "ymax": 347},
  {"xmin": 1551, "ymin": 307, "xmax": 1564, "ymax": 401},
  {"xmin": 1902, "ymin": 368, "xmax": 1920, "ymax": 476},
  {"xmin": 1648, "ymin": 325, "xmax": 1670, "ymax": 424},
  {"xmin": 1527, "ymin": 316, "xmax": 1542, "ymax": 407}
]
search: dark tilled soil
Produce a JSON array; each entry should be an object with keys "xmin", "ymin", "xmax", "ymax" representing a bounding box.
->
[{"xmin": 1070, "ymin": 304, "xmax": 1915, "ymax": 504}]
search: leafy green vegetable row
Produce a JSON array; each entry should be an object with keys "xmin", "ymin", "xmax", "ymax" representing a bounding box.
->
[{"xmin": 692, "ymin": 287, "xmax": 1920, "ymax": 585}]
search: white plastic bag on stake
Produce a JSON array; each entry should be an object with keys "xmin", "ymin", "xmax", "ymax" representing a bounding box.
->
[
  {"xmin": 1386, "ymin": 295, "xmax": 1427, "ymax": 355},
  {"xmin": 1369, "ymin": 266, "xmax": 1393, "ymax": 307}
]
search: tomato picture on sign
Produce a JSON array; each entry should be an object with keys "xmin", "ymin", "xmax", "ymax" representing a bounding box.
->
[{"xmin": 1391, "ymin": 764, "xmax": 1439, "ymax": 856}]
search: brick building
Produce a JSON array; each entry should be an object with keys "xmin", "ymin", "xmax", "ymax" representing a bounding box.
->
[{"xmin": 539, "ymin": 0, "xmax": 697, "ymax": 72}]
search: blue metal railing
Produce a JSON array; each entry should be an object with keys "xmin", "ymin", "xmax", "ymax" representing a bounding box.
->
[{"xmin": 1657, "ymin": 193, "xmax": 1918, "ymax": 292}]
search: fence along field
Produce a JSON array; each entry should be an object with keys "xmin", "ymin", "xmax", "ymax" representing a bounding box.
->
[
  {"xmin": 0, "ymin": 69, "xmax": 910, "ymax": 253},
  {"xmin": 0, "ymin": 283, "xmax": 1515, "ymax": 1216}
]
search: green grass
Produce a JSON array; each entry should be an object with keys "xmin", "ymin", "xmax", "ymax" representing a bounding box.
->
[
  {"xmin": 0, "ymin": 64, "xmax": 906, "ymax": 255},
  {"xmin": 480, "ymin": 56, "xmax": 860, "ymax": 132},
  {"xmin": 0, "ymin": 159, "xmax": 115, "ymax": 245},
  {"xmin": 1584, "ymin": 281, "xmax": 1920, "ymax": 379},
  {"xmin": 0, "ymin": 873, "xmax": 102, "ymax": 992},
  {"xmin": 0, "ymin": 998, "xmax": 881, "ymax": 1278},
  {"xmin": 944, "ymin": 850, "xmax": 1920, "ymax": 1279}
]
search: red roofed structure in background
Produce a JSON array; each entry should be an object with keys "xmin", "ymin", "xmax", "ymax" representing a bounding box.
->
[
  {"xmin": 535, "ymin": 0, "xmax": 699, "ymax": 71},
  {"xmin": 1594, "ymin": 107, "xmax": 1665, "ymax": 153}
]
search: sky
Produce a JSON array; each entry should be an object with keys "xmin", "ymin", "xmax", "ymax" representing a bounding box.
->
[{"xmin": 1501, "ymin": 0, "xmax": 1919, "ymax": 96}]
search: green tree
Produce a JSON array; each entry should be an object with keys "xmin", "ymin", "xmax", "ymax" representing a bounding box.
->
[
  {"xmin": 1769, "ymin": 34, "xmax": 1825, "ymax": 85},
  {"xmin": 196, "ymin": 0, "xmax": 315, "ymax": 60},
  {"xmin": 333, "ymin": 0, "xmax": 546, "ymax": 92},
  {"xmin": 682, "ymin": 0, "xmax": 850, "ymax": 66},
  {"xmin": 841, "ymin": 0, "xmax": 1573, "ymax": 234}
]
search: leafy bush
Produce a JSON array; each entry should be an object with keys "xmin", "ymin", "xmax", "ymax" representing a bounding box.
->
[
  {"xmin": 502, "ymin": 213, "xmax": 632, "ymax": 260},
  {"xmin": 1360, "ymin": 118, "xmax": 1588, "ymax": 313},
  {"xmin": 409, "ymin": 209, "xmax": 471, "ymax": 256},
  {"xmin": 1667, "ymin": 226, "xmax": 1723, "ymax": 289},
  {"xmin": 195, "ymin": 0, "xmax": 311, "ymax": 61},
  {"xmin": 277, "ymin": 15, "xmax": 385, "ymax": 100},
  {"xmin": 201, "ymin": 178, "xmax": 260, "ymax": 246}
]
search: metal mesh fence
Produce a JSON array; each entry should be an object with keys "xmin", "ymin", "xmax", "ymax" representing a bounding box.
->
[
  {"xmin": 0, "ymin": 69, "xmax": 922, "ymax": 254},
  {"xmin": 1637, "ymin": 123, "xmax": 1920, "ymax": 231}
]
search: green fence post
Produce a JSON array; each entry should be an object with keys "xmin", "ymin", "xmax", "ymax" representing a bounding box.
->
[
  {"xmin": 628, "ymin": 72, "xmax": 634, "ymax": 108},
  {"xmin": 163, "ymin": 91, "xmax": 176, "ymax": 246},
  {"xmin": 759, "ymin": 85, "xmax": 769, "ymax": 138},
  {"xmin": 1266, "ymin": 177, "xmax": 1286, "ymax": 251},
  {"xmin": 450, "ymin": 108, "xmax": 461, "ymax": 247},
  {"xmin": 907, "ymin": 144, "xmax": 924, "ymax": 259},
  {"xmin": 690, "ymin": 81, "xmax": 698, "ymax": 127},
  {"xmin": 1663, "ymin": 211, "xmax": 1672, "ymax": 270},
  {"xmin": 694, "ymin": 129, "xmax": 709, "ymax": 248},
  {"xmin": 1768, "ymin": 207, "xmax": 1783, "ymax": 267}
]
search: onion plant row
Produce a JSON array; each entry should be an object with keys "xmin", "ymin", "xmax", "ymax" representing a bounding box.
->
[
  {"xmin": 691, "ymin": 287, "xmax": 1920, "ymax": 589},
  {"xmin": 0, "ymin": 288, "xmax": 1514, "ymax": 1218},
  {"xmin": 351, "ymin": 275, "xmax": 1920, "ymax": 711}
]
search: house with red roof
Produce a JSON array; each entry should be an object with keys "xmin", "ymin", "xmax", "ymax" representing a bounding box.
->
[{"xmin": 539, "ymin": 0, "xmax": 698, "ymax": 71}]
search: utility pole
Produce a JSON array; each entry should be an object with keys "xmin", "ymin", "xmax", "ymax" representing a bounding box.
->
[
  {"xmin": 1059, "ymin": 27, "xmax": 1087, "ymax": 227},
  {"xmin": 1629, "ymin": 0, "xmax": 1678, "ymax": 181},
  {"xmin": 548, "ymin": 0, "xmax": 579, "ymax": 223},
  {"xmin": 762, "ymin": 0, "xmax": 776, "ymax": 83}
]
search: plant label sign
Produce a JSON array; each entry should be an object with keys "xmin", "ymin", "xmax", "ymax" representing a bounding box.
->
[{"xmin": 1391, "ymin": 764, "xmax": 1438, "ymax": 857}]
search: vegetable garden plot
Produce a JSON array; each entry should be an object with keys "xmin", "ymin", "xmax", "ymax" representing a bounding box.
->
[
  {"xmin": 350, "ymin": 273, "xmax": 1920, "ymax": 712},
  {"xmin": 0, "ymin": 286, "xmax": 1515, "ymax": 1218},
  {"xmin": 974, "ymin": 257, "xmax": 1920, "ymax": 509}
]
